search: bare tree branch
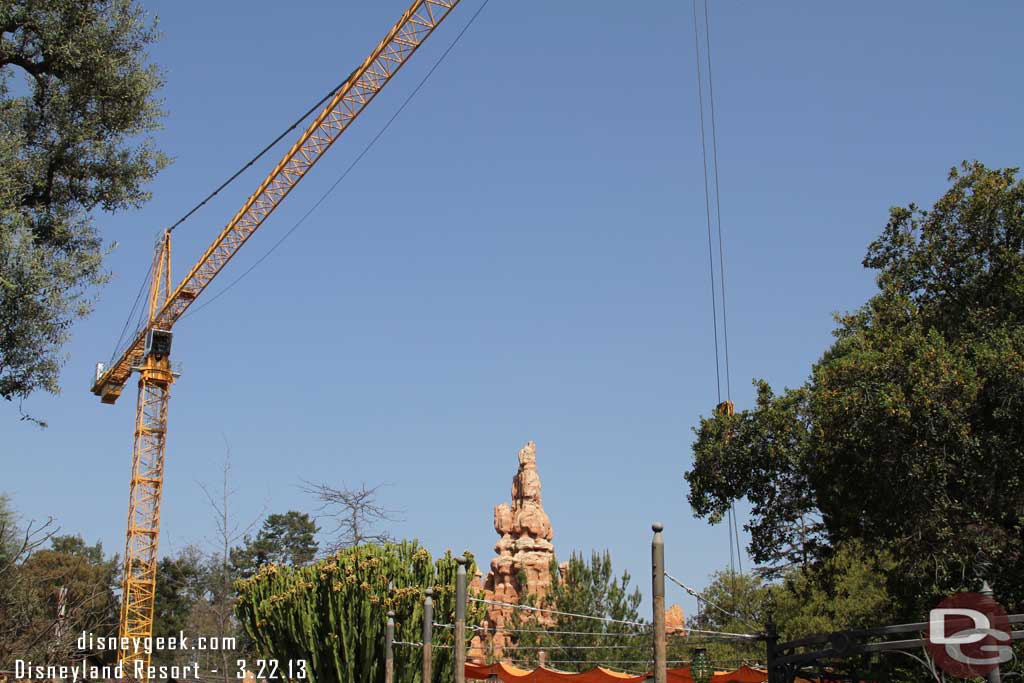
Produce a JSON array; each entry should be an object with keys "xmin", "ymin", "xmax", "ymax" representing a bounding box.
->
[
  {"xmin": 301, "ymin": 480, "xmax": 402, "ymax": 553},
  {"xmin": 193, "ymin": 437, "xmax": 263, "ymax": 683},
  {"xmin": 0, "ymin": 514, "xmax": 58, "ymax": 577}
]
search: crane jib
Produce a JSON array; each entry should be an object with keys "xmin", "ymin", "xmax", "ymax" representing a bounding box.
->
[{"xmin": 92, "ymin": 0, "xmax": 460, "ymax": 404}]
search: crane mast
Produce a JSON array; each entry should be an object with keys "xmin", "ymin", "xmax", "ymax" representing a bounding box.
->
[{"xmin": 95, "ymin": 1, "xmax": 461, "ymax": 676}]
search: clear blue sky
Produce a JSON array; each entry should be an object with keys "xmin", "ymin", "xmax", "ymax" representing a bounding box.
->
[{"xmin": 4, "ymin": 0, "xmax": 1022, "ymax": 621}]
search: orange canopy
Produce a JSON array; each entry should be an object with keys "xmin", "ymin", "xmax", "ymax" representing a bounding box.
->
[
  {"xmin": 466, "ymin": 663, "xmax": 770, "ymax": 683},
  {"xmin": 465, "ymin": 662, "xmax": 647, "ymax": 683}
]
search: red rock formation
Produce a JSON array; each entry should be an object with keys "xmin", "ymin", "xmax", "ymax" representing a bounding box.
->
[
  {"xmin": 469, "ymin": 441, "xmax": 556, "ymax": 660},
  {"xmin": 467, "ymin": 441, "xmax": 686, "ymax": 661},
  {"xmin": 665, "ymin": 603, "xmax": 686, "ymax": 635}
]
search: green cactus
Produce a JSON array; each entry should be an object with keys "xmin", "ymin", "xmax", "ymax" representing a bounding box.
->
[{"xmin": 235, "ymin": 541, "xmax": 483, "ymax": 683}]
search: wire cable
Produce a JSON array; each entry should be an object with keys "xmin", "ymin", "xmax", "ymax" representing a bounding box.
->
[
  {"xmin": 664, "ymin": 570, "xmax": 760, "ymax": 634},
  {"xmin": 182, "ymin": 0, "xmax": 492, "ymax": 320},
  {"xmin": 703, "ymin": 0, "xmax": 731, "ymax": 403},
  {"xmin": 692, "ymin": 0, "xmax": 746, "ymax": 606},
  {"xmin": 473, "ymin": 626, "xmax": 649, "ymax": 637},
  {"xmin": 507, "ymin": 659, "xmax": 685, "ymax": 666},
  {"xmin": 472, "ymin": 623, "xmax": 742, "ymax": 642},
  {"xmin": 701, "ymin": 0, "xmax": 743, "ymax": 581},
  {"xmin": 165, "ymin": 81, "xmax": 349, "ymax": 234},
  {"xmin": 468, "ymin": 598, "xmax": 649, "ymax": 629},
  {"xmin": 503, "ymin": 658, "xmax": 762, "ymax": 669},
  {"xmin": 105, "ymin": 72, "xmax": 354, "ymax": 364},
  {"xmin": 109, "ymin": 259, "xmax": 154, "ymax": 365},
  {"xmin": 691, "ymin": 0, "xmax": 721, "ymax": 405},
  {"xmin": 497, "ymin": 645, "xmax": 647, "ymax": 651},
  {"xmin": 731, "ymin": 500, "xmax": 743, "ymax": 576}
]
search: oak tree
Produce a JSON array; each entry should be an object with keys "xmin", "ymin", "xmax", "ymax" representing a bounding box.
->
[
  {"xmin": 0, "ymin": 0, "xmax": 168, "ymax": 406},
  {"xmin": 686, "ymin": 162, "xmax": 1024, "ymax": 617}
]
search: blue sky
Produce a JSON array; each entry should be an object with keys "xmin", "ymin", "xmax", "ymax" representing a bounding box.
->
[{"xmin": 4, "ymin": 0, "xmax": 1022, "ymax": 621}]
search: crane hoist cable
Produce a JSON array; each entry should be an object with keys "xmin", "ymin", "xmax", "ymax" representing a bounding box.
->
[
  {"xmin": 703, "ymin": 0, "xmax": 732, "ymax": 405},
  {"xmin": 691, "ymin": 0, "xmax": 722, "ymax": 407},
  {"xmin": 691, "ymin": 0, "xmax": 745, "ymax": 590},
  {"xmin": 106, "ymin": 80, "xmax": 352, "ymax": 365},
  {"xmin": 110, "ymin": 260, "xmax": 155, "ymax": 365},
  {"xmin": 184, "ymin": 0, "xmax": 493, "ymax": 320},
  {"xmin": 166, "ymin": 81, "xmax": 349, "ymax": 235},
  {"xmin": 703, "ymin": 0, "xmax": 744, "ymax": 577}
]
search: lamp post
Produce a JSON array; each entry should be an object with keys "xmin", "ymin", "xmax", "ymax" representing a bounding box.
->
[{"xmin": 691, "ymin": 648, "xmax": 712, "ymax": 683}]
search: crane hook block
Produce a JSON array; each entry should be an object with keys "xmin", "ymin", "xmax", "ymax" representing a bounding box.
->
[{"xmin": 715, "ymin": 400, "xmax": 735, "ymax": 417}]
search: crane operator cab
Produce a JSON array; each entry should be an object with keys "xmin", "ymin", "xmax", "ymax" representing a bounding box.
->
[{"xmin": 145, "ymin": 329, "xmax": 173, "ymax": 360}]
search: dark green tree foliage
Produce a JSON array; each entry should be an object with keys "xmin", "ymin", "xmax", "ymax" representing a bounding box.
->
[
  {"xmin": 153, "ymin": 545, "xmax": 207, "ymax": 640},
  {"xmin": 770, "ymin": 541, "xmax": 897, "ymax": 640},
  {"xmin": 235, "ymin": 541, "xmax": 484, "ymax": 683},
  {"xmin": 689, "ymin": 553, "xmax": 902, "ymax": 679},
  {"xmin": 50, "ymin": 534, "xmax": 108, "ymax": 565},
  {"xmin": 685, "ymin": 571, "xmax": 768, "ymax": 669},
  {"xmin": 686, "ymin": 162, "xmax": 1024, "ymax": 618},
  {"xmin": 21, "ymin": 541, "xmax": 119, "ymax": 627},
  {"xmin": 0, "ymin": 526, "xmax": 119, "ymax": 664},
  {"xmin": 0, "ymin": 0, "xmax": 168, "ymax": 403},
  {"xmin": 232, "ymin": 511, "xmax": 320, "ymax": 577},
  {"xmin": 512, "ymin": 551, "xmax": 649, "ymax": 673}
]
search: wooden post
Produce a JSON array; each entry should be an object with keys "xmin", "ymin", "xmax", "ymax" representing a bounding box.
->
[
  {"xmin": 423, "ymin": 588, "xmax": 434, "ymax": 683},
  {"xmin": 981, "ymin": 582, "xmax": 1002, "ymax": 683},
  {"xmin": 456, "ymin": 557, "xmax": 467, "ymax": 683},
  {"xmin": 386, "ymin": 611, "xmax": 395, "ymax": 683},
  {"xmin": 652, "ymin": 524, "xmax": 666, "ymax": 683},
  {"xmin": 764, "ymin": 619, "xmax": 779, "ymax": 683}
]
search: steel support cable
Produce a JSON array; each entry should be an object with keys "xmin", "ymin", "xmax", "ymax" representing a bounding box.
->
[
  {"xmin": 472, "ymin": 626, "xmax": 649, "ymax": 637},
  {"xmin": 703, "ymin": 0, "xmax": 731, "ymax": 405},
  {"xmin": 472, "ymin": 626, "xmax": 740, "ymax": 642},
  {"xmin": 692, "ymin": 0, "xmax": 735, "ymax": 600},
  {"xmin": 728, "ymin": 506, "xmax": 737, "ymax": 581},
  {"xmin": 109, "ymin": 259, "xmax": 155, "ymax": 365},
  {"xmin": 692, "ymin": 0, "xmax": 745, "ymax": 601},
  {"xmin": 691, "ymin": 0, "xmax": 721, "ymax": 405},
  {"xmin": 393, "ymin": 640, "xmax": 452, "ymax": 649},
  {"xmin": 507, "ymin": 659, "xmax": 685, "ymax": 666},
  {"xmin": 701, "ymin": 0, "xmax": 744, "ymax": 578},
  {"xmin": 506, "ymin": 658, "xmax": 761, "ymax": 667},
  {"xmin": 468, "ymin": 598, "xmax": 648, "ymax": 629},
  {"xmin": 664, "ymin": 570, "xmax": 760, "ymax": 635},
  {"xmin": 508, "ymin": 659, "xmax": 760, "ymax": 667},
  {"xmin": 496, "ymin": 645, "xmax": 653, "ymax": 651},
  {"xmin": 470, "ymin": 596, "xmax": 757, "ymax": 641},
  {"xmin": 107, "ymin": 77, "xmax": 348, "ymax": 364},
  {"xmin": 496, "ymin": 636, "xmax": 747, "ymax": 649},
  {"xmin": 731, "ymin": 500, "xmax": 743, "ymax": 576},
  {"xmin": 182, "ymin": 0, "xmax": 492, "ymax": 320},
  {"xmin": 165, "ymin": 81, "xmax": 348, "ymax": 234}
]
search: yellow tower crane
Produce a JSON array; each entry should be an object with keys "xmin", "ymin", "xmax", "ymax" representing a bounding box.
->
[{"xmin": 90, "ymin": 0, "xmax": 462, "ymax": 675}]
